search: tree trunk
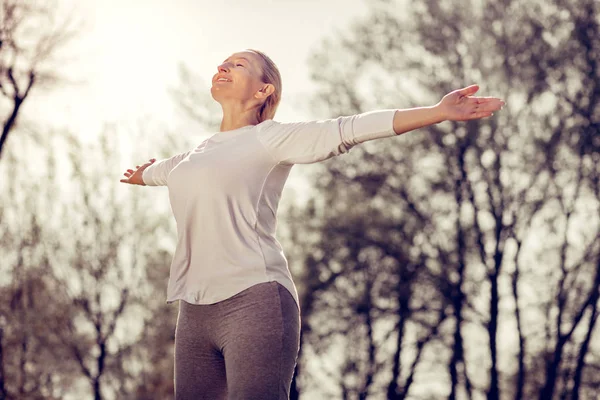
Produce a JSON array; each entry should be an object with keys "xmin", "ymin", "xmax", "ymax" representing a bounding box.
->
[
  {"xmin": 487, "ymin": 269, "xmax": 500, "ymax": 400},
  {"xmin": 0, "ymin": 327, "xmax": 6, "ymax": 400},
  {"xmin": 93, "ymin": 377, "xmax": 102, "ymax": 400},
  {"xmin": 359, "ymin": 290, "xmax": 376, "ymax": 400},
  {"xmin": 512, "ymin": 256, "xmax": 526, "ymax": 400},
  {"xmin": 387, "ymin": 296, "xmax": 409, "ymax": 399},
  {"xmin": 449, "ymin": 144, "xmax": 472, "ymax": 400},
  {"xmin": 0, "ymin": 82, "xmax": 27, "ymax": 159},
  {"xmin": 540, "ymin": 336, "xmax": 567, "ymax": 400},
  {"xmin": 571, "ymin": 282, "xmax": 599, "ymax": 400}
]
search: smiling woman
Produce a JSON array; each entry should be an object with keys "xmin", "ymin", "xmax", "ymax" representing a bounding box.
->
[
  {"xmin": 119, "ymin": 48, "xmax": 504, "ymax": 400},
  {"xmin": 210, "ymin": 49, "xmax": 282, "ymax": 130}
]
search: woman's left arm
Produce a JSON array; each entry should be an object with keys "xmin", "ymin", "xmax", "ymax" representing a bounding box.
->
[
  {"xmin": 393, "ymin": 84, "xmax": 505, "ymax": 136},
  {"xmin": 256, "ymin": 84, "xmax": 504, "ymax": 165}
]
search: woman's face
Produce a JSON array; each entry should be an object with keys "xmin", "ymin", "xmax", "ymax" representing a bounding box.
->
[{"xmin": 210, "ymin": 50, "xmax": 267, "ymax": 105}]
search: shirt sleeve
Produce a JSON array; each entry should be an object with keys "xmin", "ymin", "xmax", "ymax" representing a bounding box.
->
[
  {"xmin": 256, "ymin": 109, "xmax": 397, "ymax": 165},
  {"xmin": 142, "ymin": 149, "xmax": 192, "ymax": 186}
]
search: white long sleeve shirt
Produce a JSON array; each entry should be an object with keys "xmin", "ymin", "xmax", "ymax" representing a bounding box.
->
[{"xmin": 143, "ymin": 110, "xmax": 398, "ymax": 310}]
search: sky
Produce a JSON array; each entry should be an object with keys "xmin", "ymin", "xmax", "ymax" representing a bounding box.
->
[{"xmin": 29, "ymin": 0, "xmax": 370, "ymax": 136}]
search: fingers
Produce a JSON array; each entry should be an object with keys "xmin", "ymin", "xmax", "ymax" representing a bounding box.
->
[
  {"xmin": 121, "ymin": 159, "xmax": 155, "ymax": 183},
  {"xmin": 474, "ymin": 97, "xmax": 505, "ymax": 107},
  {"xmin": 484, "ymin": 102, "xmax": 504, "ymax": 112},
  {"xmin": 468, "ymin": 102, "xmax": 496, "ymax": 119},
  {"xmin": 457, "ymin": 84, "xmax": 479, "ymax": 98},
  {"xmin": 459, "ymin": 90, "xmax": 506, "ymax": 110},
  {"xmin": 472, "ymin": 99, "xmax": 504, "ymax": 113},
  {"xmin": 468, "ymin": 111, "xmax": 494, "ymax": 120},
  {"xmin": 475, "ymin": 97, "xmax": 500, "ymax": 102}
]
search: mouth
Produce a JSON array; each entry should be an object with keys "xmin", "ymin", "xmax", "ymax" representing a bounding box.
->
[{"xmin": 215, "ymin": 77, "xmax": 232, "ymax": 83}]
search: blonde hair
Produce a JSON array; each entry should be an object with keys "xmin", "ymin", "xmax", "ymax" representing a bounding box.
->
[{"xmin": 247, "ymin": 49, "xmax": 282, "ymax": 122}]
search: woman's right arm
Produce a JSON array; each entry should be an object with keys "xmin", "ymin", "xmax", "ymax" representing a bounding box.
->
[{"xmin": 120, "ymin": 149, "xmax": 191, "ymax": 186}]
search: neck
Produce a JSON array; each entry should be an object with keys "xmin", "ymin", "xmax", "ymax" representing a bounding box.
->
[{"xmin": 219, "ymin": 102, "xmax": 261, "ymax": 132}]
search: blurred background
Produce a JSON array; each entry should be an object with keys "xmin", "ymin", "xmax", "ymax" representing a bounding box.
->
[{"xmin": 0, "ymin": 0, "xmax": 598, "ymax": 399}]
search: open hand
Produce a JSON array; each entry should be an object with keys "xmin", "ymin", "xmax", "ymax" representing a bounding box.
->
[
  {"xmin": 438, "ymin": 85, "xmax": 505, "ymax": 121},
  {"xmin": 120, "ymin": 158, "xmax": 156, "ymax": 185}
]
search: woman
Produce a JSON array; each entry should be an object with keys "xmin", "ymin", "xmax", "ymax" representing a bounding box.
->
[{"xmin": 120, "ymin": 49, "xmax": 504, "ymax": 400}]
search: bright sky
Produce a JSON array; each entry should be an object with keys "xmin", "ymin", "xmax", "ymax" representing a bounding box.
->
[{"xmin": 29, "ymin": 0, "xmax": 369, "ymax": 135}]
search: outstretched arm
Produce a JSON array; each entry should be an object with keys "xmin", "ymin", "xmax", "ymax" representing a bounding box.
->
[
  {"xmin": 120, "ymin": 147, "xmax": 195, "ymax": 186},
  {"xmin": 257, "ymin": 84, "xmax": 504, "ymax": 165},
  {"xmin": 392, "ymin": 84, "xmax": 505, "ymax": 136}
]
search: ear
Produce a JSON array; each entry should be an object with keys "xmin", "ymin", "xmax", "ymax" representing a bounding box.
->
[{"xmin": 255, "ymin": 83, "xmax": 275, "ymax": 99}]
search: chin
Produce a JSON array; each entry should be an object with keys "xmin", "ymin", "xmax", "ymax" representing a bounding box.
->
[{"xmin": 210, "ymin": 87, "xmax": 222, "ymax": 101}]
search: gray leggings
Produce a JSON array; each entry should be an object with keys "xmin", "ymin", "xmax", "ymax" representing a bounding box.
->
[{"xmin": 174, "ymin": 281, "xmax": 301, "ymax": 400}]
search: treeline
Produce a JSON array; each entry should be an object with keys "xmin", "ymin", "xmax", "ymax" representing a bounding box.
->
[{"xmin": 284, "ymin": 0, "xmax": 600, "ymax": 399}]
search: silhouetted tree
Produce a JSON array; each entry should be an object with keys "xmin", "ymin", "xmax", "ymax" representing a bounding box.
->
[
  {"xmin": 0, "ymin": 0, "xmax": 79, "ymax": 158},
  {"xmin": 0, "ymin": 126, "xmax": 181, "ymax": 399},
  {"xmin": 287, "ymin": 0, "xmax": 599, "ymax": 399}
]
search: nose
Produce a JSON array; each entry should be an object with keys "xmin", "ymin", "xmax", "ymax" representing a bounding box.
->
[{"xmin": 218, "ymin": 62, "xmax": 231, "ymax": 73}]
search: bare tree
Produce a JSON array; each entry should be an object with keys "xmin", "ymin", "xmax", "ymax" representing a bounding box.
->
[
  {"xmin": 49, "ymin": 130, "xmax": 176, "ymax": 400},
  {"xmin": 0, "ymin": 125, "xmax": 182, "ymax": 399},
  {"xmin": 0, "ymin": 136, "xmax": 80, "ymax": 399},
  {"xmin": 0, "ymin": 0, "xmax": 79, "ymax": 158}
]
